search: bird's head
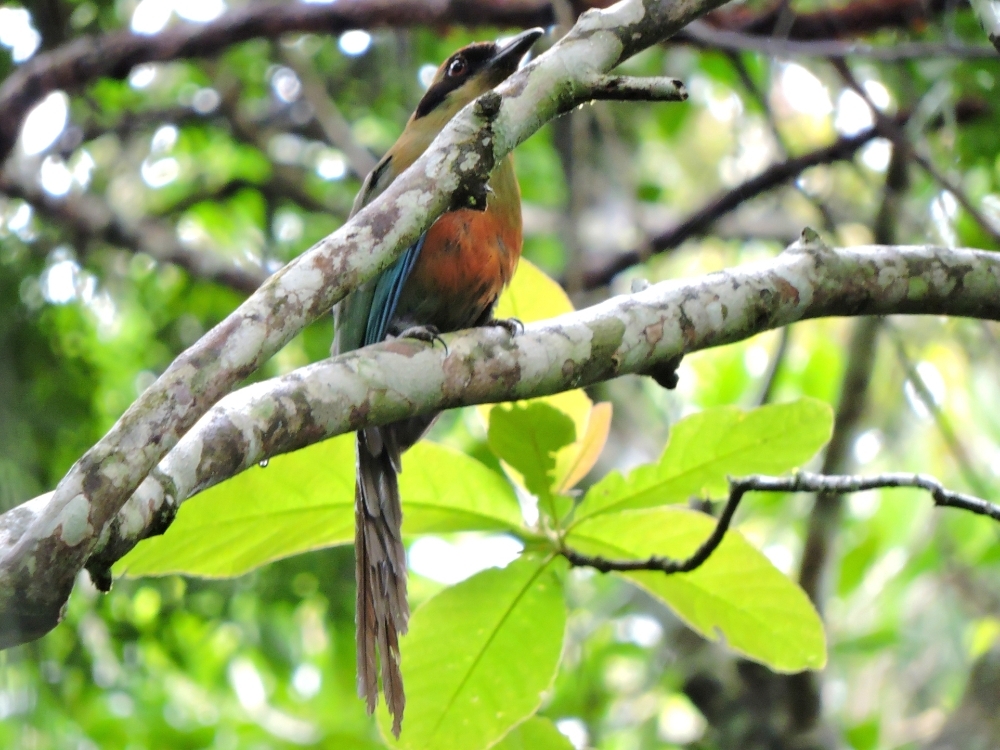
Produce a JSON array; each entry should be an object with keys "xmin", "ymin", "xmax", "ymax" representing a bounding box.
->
[{"xmin": 411, "ymin": 28, "xmax": 544, "ymax": 124}]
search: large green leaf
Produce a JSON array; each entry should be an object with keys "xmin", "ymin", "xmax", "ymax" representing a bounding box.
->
[
  {"xmin": 487, "ymin": 259, "xmax": 605, "ymax": 494},
  {"xmin": 116, "ymin": 436, "xmax": 522, "ymax": 578},
  {"xmin": 495, "ymin": 717, "xmax": 574, "ymax": 750},
  {"xmin": 399, "ymin": 442, "xmax": 523, "ymax": 535},
  {"xmin": 488, "ymin": 402, "xmax": 576, "ymax": 511},
  {"xmin": 574, "ymin": 399, "xmax": 833, "ymax": 522},
  {"xmin": 380, "ymin": 555, "xmax": 567, "ymax": 750},
  {"xmin": 566, "ymin": 508, "xmax": 826, "ymax": 672}
]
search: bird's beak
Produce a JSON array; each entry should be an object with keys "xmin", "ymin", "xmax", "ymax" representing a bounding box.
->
[{"xmin": 488, "ymin": 27, "xmax": 545, "ymax": 78}]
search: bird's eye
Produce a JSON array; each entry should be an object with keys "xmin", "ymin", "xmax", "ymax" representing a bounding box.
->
[{"xmin": 447, "ymin": 57, "xmax": 467, "ymax": 78}]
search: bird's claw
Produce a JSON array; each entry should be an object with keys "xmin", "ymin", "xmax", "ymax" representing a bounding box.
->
[
  {"xmin": 398, "ymin": 325, "xmax": 448, "ymax": 354},
  {"xmin": 488, "ymin": 317, "xmax": 524, "ymax": 336}
]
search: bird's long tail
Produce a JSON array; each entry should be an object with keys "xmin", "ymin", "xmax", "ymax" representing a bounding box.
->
[{"xmin": 355, "ymin": 425, "xmax": 408, "ymax": 737}]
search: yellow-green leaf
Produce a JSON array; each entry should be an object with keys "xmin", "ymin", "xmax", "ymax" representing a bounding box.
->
[
  {"xmin": 380, "ymin": 555, "xmax": 566, "ymax": 750},
  {"xmin": 566, "ymin": 507, "xmax": 826, "ymax": 672},
  {"xmin": 556, "ymin": 401, "xmax": 612, "ymax": 493},
  {"xmin": 117, "ymin": 437, "xmax": 522, "ymax": 578},
  {"xmin": 495, "ymin": 717, "xmax": 575, "ymax": 750},
  {"xmin": 574, "ymin": 399, "xmax": 834, "ymax": 522},
  {"xmin": 485, "ymin": 259, "xmax": 612, "ymax": 495}
]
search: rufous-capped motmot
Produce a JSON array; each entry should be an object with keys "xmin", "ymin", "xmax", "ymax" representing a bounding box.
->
[{"xmin": 332, "ymin": 28, "xmax": 544, "ymax": 735}]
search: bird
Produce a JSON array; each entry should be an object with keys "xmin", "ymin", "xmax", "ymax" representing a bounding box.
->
[{"xmin": 332, "ymin": 28, "xmax": 544, "ymax": 736}]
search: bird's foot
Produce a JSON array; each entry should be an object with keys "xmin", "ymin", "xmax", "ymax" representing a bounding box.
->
[
  {"xmin": 397, "ymin": 324, "xmax": 448, "ymax": 354},
  {"xmin": 487, "ymin": 317, "xmax": 524, "ymax": 336}
]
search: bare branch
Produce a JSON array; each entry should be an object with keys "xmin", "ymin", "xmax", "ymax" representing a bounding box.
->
[
  {"xmin": 888, "ymin": 326, "xmax": 992, "ymax": 497},
  {"xmin": 583, "ymin": 127, "xmax": 881, "ymax": 287},
  {"xmin": 0, "ymin": 0, "xmax": 587, "ymax": 165},
  {"xmin": 707, "ymin": 0, "xmax": 952, "ymax": 40},
  {"xmin": 562, "ymin": 470, "xmax": 1000, "ymax": 575},
  {"xmin": 277, "ymin": 46, "xmax": 379, "ymax": 178},
  {"xmin": 832, "ymin": 59, "xmax": 1000, "ymax": 247},
  {"xmin": 583, "ymin": 97, "xmax": 990, "ymax": 288},
  {"xmin": 754, "ymin": 326, "xmax": 790, "ymax": 407}
]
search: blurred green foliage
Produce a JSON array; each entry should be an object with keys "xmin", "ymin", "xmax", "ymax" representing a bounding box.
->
[{"xmin": 2, "ymin": 1, "xmax": 1000, "ymax": 749}]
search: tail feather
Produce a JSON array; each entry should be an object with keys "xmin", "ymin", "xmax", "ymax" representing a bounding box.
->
[
  {"xmin": 355, "ymin": 514, "xmax": 379, "ymax": 713},
  {"xmin": 353, "ymin": 416, "xmax": 438, "ymax": 736},
  {"xmin": 356, "ymin": 428, "xmax": 408, "ymax": 735}
]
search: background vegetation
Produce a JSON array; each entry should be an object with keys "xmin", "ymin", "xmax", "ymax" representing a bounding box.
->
[{"xmin": 2, "ymin": 0, "xmax": 1000, "ymax": 748}]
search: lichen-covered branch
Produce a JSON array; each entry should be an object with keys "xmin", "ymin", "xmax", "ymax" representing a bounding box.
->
[
  {"xmin": 7, "ymin": 239, "xmax": 999, "ymax": 597},
  {"xmin": 971, "ymin": 0, "xmax": 1000, "ymax": 53},
  {"xmin": 0, "ymin": 0, "xmax": 729, "ymax": 650}
]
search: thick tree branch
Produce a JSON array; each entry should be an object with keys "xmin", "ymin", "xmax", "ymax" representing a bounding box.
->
[
  {"xmin": 0, "ymin": 0, "xmax": 726, "ymax": 650},
  {"xmin": 561, "ymin": 471, "xmax": 1000, "ymax": 574},
  {"xmin": 3, "ymin": 240, "xmax": 999, "ymax": 601}
]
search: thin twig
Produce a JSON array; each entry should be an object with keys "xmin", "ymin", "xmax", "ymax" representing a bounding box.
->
[
  {"xmin": 562, "ymin": 471, "xmax": 1000, "ymax": 575},
  {"xmin": 831, "ymin": 59, "xmax": 1000, "ymax": 247},
  {"xmin": 679, "ymin": 21, "xmax": 999, "ymax": 60},
  {"xmin": 727, "ymin": 52, "xmax": 839, "ymax": 233},
  {"xmin": 277, "ymin": 45, "xmax": 379, "ymax": 178},
  {"xmin": 707, "ymin": 0, "xmax": 952, "ymax": 41},
  {"xmin": 0, "ymin": 171, "xmax": 267, "ymax": 294},
  {"xmin": 888, "ymin": 327, "xmax": 993, "ymax": 498},
  {"xmin": 583, "ymin": 127, "xmax": 881, "ymax": 287},
  {"xmin": 754, "ymin": 326, "xmax": 790, "ymax": 406}
]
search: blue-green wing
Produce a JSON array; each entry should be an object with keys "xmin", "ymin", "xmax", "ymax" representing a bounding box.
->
[
  {"xmin": 333, "ymin": 153, "xmax": 427, "ymax": 354},
  {"xmin": 364, "ymin": 235, "xmax": 426, "ymax": 346}
]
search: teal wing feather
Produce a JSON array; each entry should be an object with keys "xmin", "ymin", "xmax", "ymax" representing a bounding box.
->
[
  {"xmin": 364, "ymin": 236, "xmax": 426, "ymax": 346},
  {"xmin": 333, "ymin": 153, "xmax": 428, "ymax": 354}
]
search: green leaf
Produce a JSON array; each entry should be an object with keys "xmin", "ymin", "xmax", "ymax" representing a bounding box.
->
[
  {"xmin": 574, "ymin": 399, "xmax": 834, "ymax": 522},
  {"xmin": 494, "ymin": 257, "xmax": 574, "ymax": 324},
  {"xmin": 487, "ymin": 260, "xmax": 608, "ymax": 496},
  {"xmin": 400, "ymin": 442, "xmax": 523, "ymax": 535},
  {"xmin": 488, "ymin": 402, "xmax": 576, "ymax": 500},
  {"xmin": 380, "ymin": 555, "xmax": 567, "ymax": 750},
  {"xmin": 117, "ymin": 437, "xmax": 522, "ymax": 578},
  {"xmin": 495, "ymin": 717, "xmax": 574, "ymax": 750},
  {"xmin": 566, "ymin": 508, "xmax": 826, "ymax": 671}
]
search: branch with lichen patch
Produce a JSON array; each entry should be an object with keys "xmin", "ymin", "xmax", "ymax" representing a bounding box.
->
[
  {"xmin": 587, "ymin": 76, "xmax": 688, "ymax": 102},
  {"xmin": 0, "ymin": 239, "xmax": 996, "ymax": 609}
]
